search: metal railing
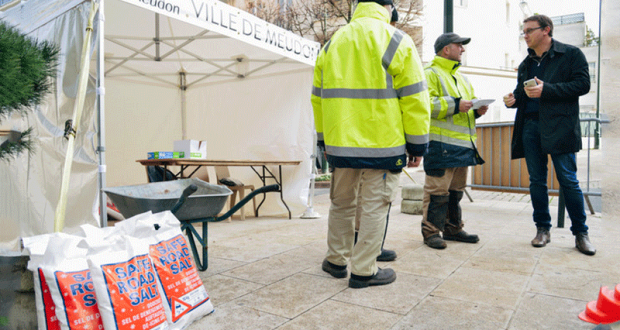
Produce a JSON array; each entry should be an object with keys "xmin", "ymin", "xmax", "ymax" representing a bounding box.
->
[
  {"xmin": 470, "ymin": 117, "xmax": 609, "ymax": 227},
  {"xmin": 551, "ymin": 13, "xmax": 585, "ymax": 25}
]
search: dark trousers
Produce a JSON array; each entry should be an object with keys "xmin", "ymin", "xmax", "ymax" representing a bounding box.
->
[{"xmin": 522, "ymin": 119, "xmax": 588, "ymax": 235}]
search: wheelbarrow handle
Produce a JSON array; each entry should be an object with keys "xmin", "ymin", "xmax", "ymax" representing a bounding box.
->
[
  {"xmin": 171, "ymin": 184, "xmax": 198, "ymax": 214},
  {"xmin": 256, "ymin": 184, "xmax": 280, "ymax": 194},
  {"xmin": 216, "ymin": 184, "xmax": 280, "ymax": 221}
]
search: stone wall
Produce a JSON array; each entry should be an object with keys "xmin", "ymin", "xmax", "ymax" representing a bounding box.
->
[{"xmin": 600, "ymin": 0, "xmax": 620, "ymax": 219}]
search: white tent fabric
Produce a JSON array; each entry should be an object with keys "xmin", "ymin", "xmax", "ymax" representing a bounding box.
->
[{"xmin": 0, "ymin": 0, "xmax": 319, "ymax": 253}]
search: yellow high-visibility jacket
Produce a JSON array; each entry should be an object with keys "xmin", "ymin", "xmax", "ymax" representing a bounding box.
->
[
  {"xmin": 423, "ymin": 55, "xmax": 483, "ymax": 170},
  {"xmin": 311, "ymin": 2, "xmax": 431, "ymax": 170}
]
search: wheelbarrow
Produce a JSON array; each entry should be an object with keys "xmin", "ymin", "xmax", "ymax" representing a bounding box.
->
[{"xmin": 103, "ymin": 178, "xmax": 280, "ymax": 271}]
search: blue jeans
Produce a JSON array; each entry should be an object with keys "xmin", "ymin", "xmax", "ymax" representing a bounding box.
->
[{"xmin": 522, "ymin": 119, "xmax": 588, "ymax": 235}]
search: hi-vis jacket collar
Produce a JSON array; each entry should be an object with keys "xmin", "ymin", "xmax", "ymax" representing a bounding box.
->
[
  {"xmin": 432, "ymin": 55, "xmax": 462, "ymax": 75},
  {"xmin": 352, "ymin": 2, "xmax": 391, "ymax": 25}
]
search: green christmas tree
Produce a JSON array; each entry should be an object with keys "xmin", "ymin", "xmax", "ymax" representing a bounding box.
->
[{"xmin": 0, "ymin": 20, "xmax": 59, "ymax": 160}]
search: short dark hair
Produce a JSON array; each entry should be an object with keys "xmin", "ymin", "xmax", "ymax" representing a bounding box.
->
[{"xmin": 524, "ymin": 15, "xmax": 553, "ymax": 37}]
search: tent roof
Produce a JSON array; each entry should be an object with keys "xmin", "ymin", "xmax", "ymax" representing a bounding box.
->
[
  {"xmin": 105, "ymin": 0, "xmax": 319, "ymax": 88},
  {"xmin": 2, "ymin": 0, "xmax": 320, "ymax": 88}
]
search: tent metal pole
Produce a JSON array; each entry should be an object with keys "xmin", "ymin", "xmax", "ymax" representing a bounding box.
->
[
  {"xmin": 301, "ymin": 131, "xmax": 320, "ymax": 219},
  {"xmin": 155, "ymin": 13, "xmax": 161, "ymax": 61},
  {"xmin": 97, "ymin": 0, "xmax": 107, "ymax": 228},
  {"xmin": 180, "ymin": 71, "xmax": 187, "ymax": 140}
]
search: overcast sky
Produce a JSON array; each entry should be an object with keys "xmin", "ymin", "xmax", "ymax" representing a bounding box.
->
[{"xmin": 524, "ymin": 0, "xmax": 600, "ymax": 33}]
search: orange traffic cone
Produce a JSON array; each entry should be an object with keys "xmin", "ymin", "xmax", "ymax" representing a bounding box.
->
[{"xmin": 579, "ymin": 284, "xmax": 620, "ymax": 324}]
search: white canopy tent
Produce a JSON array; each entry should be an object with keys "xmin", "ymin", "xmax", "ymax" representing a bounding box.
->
[{"xmin": 0, "ymin": 0, "xmax": 320, "ymax": 252}]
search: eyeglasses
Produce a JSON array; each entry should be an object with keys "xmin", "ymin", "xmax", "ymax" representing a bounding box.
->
[{"xmin": 520, "ymin": 26, "xmax": 543, "ymax": 37}]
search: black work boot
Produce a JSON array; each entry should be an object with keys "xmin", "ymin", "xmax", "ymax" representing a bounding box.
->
[
  {"xmin": 376, "ymin": 249, "xmax": 397, "ymax": 262},
  {"xmin": 424, "ymin": 234, "xmax": 447, "ymax": 249},
  {"xmin": 349, "ymin": 268, "xmax": 396, "ymax": 289},
  {"xmin": 443, "ymin": 190, "xmax": 479, "ymax": 243},
  {"xmin": 531, "ymin": 227, "xmax": 550, "ymax": 247},
  {"xmin": 443, "ymin": 230, "xmax": 479, "ymax": 243},
  {"xmin": 321, "ymin": 259, "xmax": 347, "ymax": 278},
  {"xmin": 423, "ymin": 195, "xmax": 449, "ymax": 249},
  {"xmin": 575, "ymin": 232, "xmax": 596, "ymax": 256},
  {"xmin": 355, "ymin": 214, "xmax": 398, "ymax": 262}
]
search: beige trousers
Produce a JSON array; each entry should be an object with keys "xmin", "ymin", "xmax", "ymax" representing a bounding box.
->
[
  {"xmin": 326, "ymin": 167, "xmax": 399, "ymax": 276},
  {"xmin": 421, "ymin": 166, "xmax": 468, "ymax": 238}
]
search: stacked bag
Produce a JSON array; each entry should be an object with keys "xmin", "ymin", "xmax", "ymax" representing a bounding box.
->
[{"xmin": 22, "ymin": 211, "xmax": 214, "ymax": 330}]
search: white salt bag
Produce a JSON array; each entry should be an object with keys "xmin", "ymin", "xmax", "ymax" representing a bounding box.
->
[
  {"xmin": 37, "ymin": 234, "xmax": 104, "ymax": 330},
  {"xmin": 115, "ymin": 211, "xmax": 214, "ymax": 329},
  {"xmin": 87, "ymin": 234, "xmax": 169, "ymax": 330}
]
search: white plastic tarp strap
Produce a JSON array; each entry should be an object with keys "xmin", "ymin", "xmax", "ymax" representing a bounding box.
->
[
  {"xmin": 54, "ymin": 1, "xmax": 100, "ymax": 232},
  {"xmin": 117, "ymin": 0, "xmax": 320, "ymax": 66}
]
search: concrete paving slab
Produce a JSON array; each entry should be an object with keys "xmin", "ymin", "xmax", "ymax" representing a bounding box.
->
[
  {"xmin": 222, "ymin": 253, "xmax": 315, "ymax": 285},
  {"xmin": 234, "ymin": 273, "xmax": 347, "ymax": 319},
  {"xmin": 508, "ymin": 293, "xmax": 593, "ymax": 330},
  {"xmin": 391, "ymin": 295, "xmax": 513, "ymax": 330},
  {"xmin": 277, "ymin": 300, "xmax": 401, "ymax": 330},
  {"xmin": 332, "ymin": 272, "xmax": 442, "ymax": 315},
  {"xmin": 199, "ymin": 274, "xmax": 264, "ymax": 307},
  {"xmin": 433, "ymin": 267, "xmax": 530, "ymax": 310},
  {"xmin": 189, "ymin": 300, "xmax": 288, "ymax": 330}
]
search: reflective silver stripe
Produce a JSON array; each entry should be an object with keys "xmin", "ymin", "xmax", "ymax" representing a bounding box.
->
[
  {"xmin": 432, "ymin": 97, "xmax": 455, "ymax": 118},
  {"xmin": 431, "ymin": 118, "xmax": 473, "ymax": 135},
  {"xmin": 312, "ymin": 86, "xmax": 321, "ymax": 97},
  {"xmin": 461, "ymin": 74, "xmax": 470, "ymax": 86},
  {"xmin": 386, "ymin": 72, "xmax": 393, "ymax": 89},
  {"xmin": 429, "ymin": 133, "xmax": 474, "ymax": 149},
  {"xmin": 383, "ymin": 30, "xmax": 403, "ymax": 90},
  {"xmin": 321, "ymin": 88, "xmax": 398, "ymax": 99},
  {"xmin": 428, "ymin": 67, "xmax": 455, "ymax": 116},
  {"xmin": 427, "ymin": 67, "xmax": 449, "ymax": 96},
  {"xmin": 382, "ymin": 30, "xmax": 404, "ymax": 71},
  {"xmin": 317, "ymin": 132, "xmax": 324, "ymax": 141},
  {"xmin": 396, "ymin": 80, "xmax": 428, "ymax": 98},
  {"xmin": 324, "ymin": 40, "xmax": 331, "ymax": 54},
  {"xmin": 432, "ymin": 99, "xmax": 443, "ymax": 114},
  {"xmin": 406, "ymin": 133, "xmax": 429, "ymax": 144},
  {"xmin": 326, "ymin": 145, "xmax": 405, "ymax": 158}
]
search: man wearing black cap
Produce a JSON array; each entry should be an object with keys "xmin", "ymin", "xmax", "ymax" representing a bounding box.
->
[
  {"xmin": 352, "ymin": 5, "xmax": 401, "ymax": 264},
  {"xmin": 312, "ymin": 0, "xmax": 430, "ymax": 288},
  {"xmin": 421, "ymin": 33, "xmax": 488, "ymax": 249}
]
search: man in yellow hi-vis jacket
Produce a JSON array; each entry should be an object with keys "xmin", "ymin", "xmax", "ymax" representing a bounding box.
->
[
  {"xmin": 421, "ymin": 33, "xmax": 488, "ymax": 249},
  {"xmin": 311, "ymin": 0, "xmax": 431, "ymax": 288}
]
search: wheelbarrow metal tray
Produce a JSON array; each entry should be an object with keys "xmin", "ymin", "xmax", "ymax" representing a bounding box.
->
[{"xmin": 103, "ymin": 178, "xmax": 232, "ymax": 221}]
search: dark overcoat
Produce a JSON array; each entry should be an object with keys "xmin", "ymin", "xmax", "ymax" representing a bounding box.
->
[{"xmin": 509, "ymin": 39, "xmax": 591, "ymax": 159}]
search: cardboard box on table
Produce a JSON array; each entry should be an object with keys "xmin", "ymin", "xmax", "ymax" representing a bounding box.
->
[{"xmin": 174, "ymin": 140, "xmax": 207, "ymax": 159}]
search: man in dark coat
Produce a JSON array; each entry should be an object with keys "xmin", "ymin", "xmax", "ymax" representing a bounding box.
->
[{"xmin": 504, "ymin": 15, "xmax": 595, "ymax": 255}]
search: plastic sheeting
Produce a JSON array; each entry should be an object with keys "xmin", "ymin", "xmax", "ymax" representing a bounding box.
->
[
  {"xmin": 0, "ymin": 0, "xmax": 317, "ymax": 253},
  {"xmin": 0, "ymin": 1, "xmax": 99, "ymax": 252}
]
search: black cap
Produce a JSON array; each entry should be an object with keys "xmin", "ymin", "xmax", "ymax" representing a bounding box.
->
[
  {"xmin": 358, "ymin": 0, "xmax": 394, "ymax": 6},
  {"xmin": 391, "ymin": 6, "xmax": 398, "ymax": 23},
  {"xmin": 434, "ymin": 33, "xmax": 471, "ymax": 54}
]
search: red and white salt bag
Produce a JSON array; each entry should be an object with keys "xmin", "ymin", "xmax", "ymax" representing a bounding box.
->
[
  {"xmin": 115, "ymin": 211, "xmax": 214, "ymax": 329},
  {"xmin": 22, "ymin": 233, "xmax": 74, "ymax": 330},
  {"xmin": 37, "ymin": 234, "xmax": 105, "ymax": 330},
  {"xmin": 87, "ymin": 233, "xmax": 169, "ymax": 330}
]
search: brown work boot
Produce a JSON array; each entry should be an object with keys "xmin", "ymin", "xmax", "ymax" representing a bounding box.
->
[
  {"xmin": 531, "ymin": 227, "xmax": 550, "ymax": 247},
  {"xmin": 424, "ymin": 234, "xmax": 447, "ymax": 249},
  {"xmin": 575, "ymin": 233, "xmax": 596, "ymax": 256}
]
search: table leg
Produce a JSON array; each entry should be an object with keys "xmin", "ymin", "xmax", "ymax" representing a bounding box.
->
[
  {"xmin": 250, "ymin": 165, "xmax": 291, "ymax": 219},
  {"xmin": 279, "ymin": 165, "xmax": 292, "ymax": 219}
]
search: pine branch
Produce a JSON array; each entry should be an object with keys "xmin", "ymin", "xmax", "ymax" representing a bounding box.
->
[
  {"xmin": 0, "ymin": 21, "xmax": 59, "ymax": 119},
  {"xmin": 0, "ymin": 128, "xmax": 34, "ymax": 160}
]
